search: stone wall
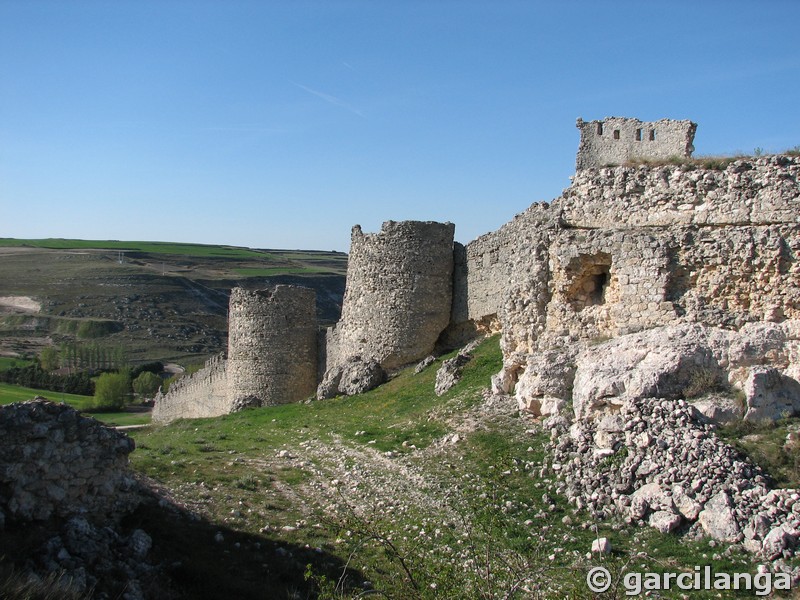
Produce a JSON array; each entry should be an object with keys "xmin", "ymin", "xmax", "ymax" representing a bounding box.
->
[
  {"xmin": 575, "ymin": 117, "xmax": 696, "ymax": 170},
  {"xmin": 562, "ymin": 155, "xmax": 800, "ymax": 227},
  {"xmin": 456, "ymin": 154, "xmax": 800, "ymax": 409},
  {"xmin": 324, "ymin": 220, "xmax": 455, "ymax": 373},
  {"xmin": 0, "ymin": 401, "xmax": 136, "ymax": 522},
  {"xmin": 152, "ymin": 353, "xmax": 229, "ymax": 423},
  {"xmin": 227, "ymin": 285, "xmax": 318, "ymax": 407}
]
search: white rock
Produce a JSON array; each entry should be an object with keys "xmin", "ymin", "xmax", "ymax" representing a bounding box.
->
[{"xmin": 591, "ymin": 537, "xmax": 612, "ymax": 554}]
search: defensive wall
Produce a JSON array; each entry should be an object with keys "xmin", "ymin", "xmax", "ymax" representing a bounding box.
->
[
  {"xmin": 153, "ymin": 285, "xmax": 317, "ymax": 423},
  {"xmin": 152, "ymin": 353, "xmax": 228, "ymax": 423},
  {"xmin": 455, "ymin": 154, "xmax": 800, "ymax": 400},
  {"xmin": 154, "ymin": 118, "xmax": 800, "ymax": 424}
]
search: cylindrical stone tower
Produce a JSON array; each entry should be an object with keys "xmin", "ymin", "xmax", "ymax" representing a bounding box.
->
[
  {"xmin": 227, "ymin": 285, "xmax": 317, "ymax": 407},
  {"xmin": 328, "ymin": 220, "xmax": 455, "ymax": 371}
]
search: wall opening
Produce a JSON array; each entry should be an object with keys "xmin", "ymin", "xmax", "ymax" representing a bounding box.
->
[
  {"xmin": 613, "ymin": 130, "xmax": 620, "ymax": 140},
  {"xmin": 596, "ymin": 122, "xmax": 603, "ymax": 135},
  {"xmin": 566, "ymin": 253, "xmax": 613, "ymax": 311},
  {"xmin": 649, "ymin": 129, "xmax": 656, "ymax": 141},
  {"xmin": 635, "ymin": 128, "xmax": 642, "ymax": 141}
]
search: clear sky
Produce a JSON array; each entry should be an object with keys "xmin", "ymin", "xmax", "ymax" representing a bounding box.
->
[{"xmin": 1, "ymin": 0, "xmax": 798, "ymax": 252}]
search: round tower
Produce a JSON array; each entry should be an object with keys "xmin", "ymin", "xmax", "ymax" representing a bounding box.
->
[
  {"xmin": 227, "ymin": 285, "xmax": 317, "ymax": 407},
  {"xmin": 328, "ymin": 220, "xmax": 455, "ymax": 371}
]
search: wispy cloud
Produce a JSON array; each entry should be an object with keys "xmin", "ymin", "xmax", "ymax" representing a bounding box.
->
[{"xmin": 292, "ymin": 82, "xmax": 366, "ymax": 119}]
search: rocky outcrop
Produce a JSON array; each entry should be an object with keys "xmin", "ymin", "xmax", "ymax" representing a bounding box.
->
[
  {"xmin": 0, "ymin": 400, "xmax": 157, "ymax": 599},
  {"xmin": 510, "ymin": 321, "xmax": 800, "ymax": 423},
  {"xmin": 0, "ymin": 400, "xmax": 137, "ymax": 522},
  {"xmin": 546, "ymin": 397, "xmax": 800, "ymax": 570},
  {"xmin": 461, "ymin": 155, "xmax": 800, "ymax": 405}
]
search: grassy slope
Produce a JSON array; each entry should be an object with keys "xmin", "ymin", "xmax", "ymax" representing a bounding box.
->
[{"xmin": 129, "ymin": 337, "xmax": 766, "ymax": 599}]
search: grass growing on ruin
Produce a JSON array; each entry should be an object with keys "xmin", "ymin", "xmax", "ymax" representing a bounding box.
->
[{"xmin": 128, "ymin": 336, "xmax": 772, "ymax": 599}]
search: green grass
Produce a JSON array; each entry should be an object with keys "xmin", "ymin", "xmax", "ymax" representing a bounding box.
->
[
  {"xmin": 718, "ymin": 417, "xmax": 800, "ymax": 488},
  {"xmin": 126, "ymin": 335, "xmax": 777, "ymax": 598},
  {"xmin": 0, "ymin": 238, "xmax": 269, "ymax": 259},
  {"xmin": 0, "ymin": 357, "xmax": 33, "ymax": 371},
  {"xmin": 0, "ymin": 382, "xmax": 151, "ymax": 426}
]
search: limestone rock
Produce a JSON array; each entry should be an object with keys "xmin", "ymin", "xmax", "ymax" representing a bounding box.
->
[
  {"xmin": 514, "ymin": 351, "xmax": 575, "ymax": 416},
  {"xmin": 691, "ymin": 394, "xmax": 744, "ymax": 425},
  {"xmin": 649, "ymin": 510, "xmax": 682, "ymax": 534},
  {"xmin": 414, "ymin": 356, "xmax": 436, "ymax": 374},
  {"xmin": 631, "ymin": 483, "xmax": 673, "ymax": 514},
  {"xmin": 671, "ymin": 486, "xmax": 702, "ymax": 521},
  {"xmin": 742, "ymin": 366, "xmax": 800, "ymax": 422},
  {"xmin": 762, "ymin": 527, "xmax": 798, "ymax": 560},
  {"xmin": 435, "ymin": 353, "xmax": 471, "ymax": 396},
  {"xmin": 572, "ymin": 324, "xmax": 727, "ymax": 419},
  {"xmin": 591, "ymin": 537, "xmax": 612, "ymax": 554},
  {"xmin": 571, "ymin": 322, "xmax": 800, "ymax": 421},
  {"xmin": 698, "ymin": 492, "xmax": 741, "ymax": 543},
  {"xmin": 317, "ymin": 356, "xmax": 387, "ymax": 400}
]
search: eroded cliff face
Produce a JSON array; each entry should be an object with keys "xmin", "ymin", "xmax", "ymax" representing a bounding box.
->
[{"xmin": 452, "ymin": 155, "xmax": 800, "ymax": 415}]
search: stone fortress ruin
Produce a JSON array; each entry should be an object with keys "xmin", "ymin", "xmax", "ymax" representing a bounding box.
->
[
  {"xmin": 153, "ymin": 116, "xmax": 800, "ymax": 426},
  {"xmin": 575, "ymin": 116, "xmax": 697, "ymax": 170}
]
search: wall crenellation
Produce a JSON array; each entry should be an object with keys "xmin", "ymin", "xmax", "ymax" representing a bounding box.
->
[{"xmin": 153, "ymin": 284, "xmax": 318, "ymax": 423}]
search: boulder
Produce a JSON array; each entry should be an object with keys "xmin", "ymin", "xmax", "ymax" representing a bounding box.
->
[
  {"xmin": 414, "ymin": 355, "xmax": 436, "ymax": 374},
  {"xmin": 649, "ymin": 510, "xmax": 682, "ymax": 534},
  {"xmin": 572, "ymin": 324, "xmax": 727, "ymax": 419},
  {"xmin": 631, "ymin": 483, "xmax": 674, "ymax": 514},
  {"xmin": 761, "ymin": 526, "xmax": 798, "ymax": 560},
  {"xmin": 316, "ymin": 356, "xmax": 387, "ymax": 400},
  {"xmin": 698, "ymin": 492, "xmax": 741, "ymax": 543},
  {"xmin": 435, "ymin": 353, "xmax": 471, "ymax": 396},
  {"xmin": 591, "ymin": 537, "xmax": 612, "ymax": 554},
  {"xmin": 690, "ymin": 394, "xmax": 744, "ymax": 425},
  {"xmin": 671, "ymin": 486, "xmax": 702, "ymax": 521},
  {"xmin": 741, "ymin": 366, "xmax": 800, "ymax": 422},
  {"xmin": 514, "ymin": 351, "xmax": 576, "ymax": 416}
]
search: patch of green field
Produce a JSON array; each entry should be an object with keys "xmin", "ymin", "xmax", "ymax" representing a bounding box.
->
[
  {"xmin": 0, "ymin": 382, "xmax": 150, "ymax": 426},
  {"xmin": 0, "ymin": 357, "xmax": 33, "ymax": 371},
  {"xmin": 0, "ymin": 238, "xmax": 268, "ymax": 259}
]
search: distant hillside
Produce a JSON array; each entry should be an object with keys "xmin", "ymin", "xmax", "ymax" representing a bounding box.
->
[{"xmin": 0, "ymin": 239, "xmax": 347, "ymax": 365}]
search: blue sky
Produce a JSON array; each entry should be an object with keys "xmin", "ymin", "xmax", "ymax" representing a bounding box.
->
[{"xmin": 1, "ymin": 1, "xmax": 798, "ymax": 252}]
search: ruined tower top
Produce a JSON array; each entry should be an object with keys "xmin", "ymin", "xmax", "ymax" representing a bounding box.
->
[{"xmin": 575, "ymin": 117, "xmax": 697, "ymax": 170}]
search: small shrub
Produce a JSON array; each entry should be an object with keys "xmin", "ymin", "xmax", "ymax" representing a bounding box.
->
[
  {"xmin": 234, "ymin": 474, "xmax": 260, "ymax": 491},
  {"xmin": 683, "ymin": 368, "xmax": 723, "ymax": 398}
]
